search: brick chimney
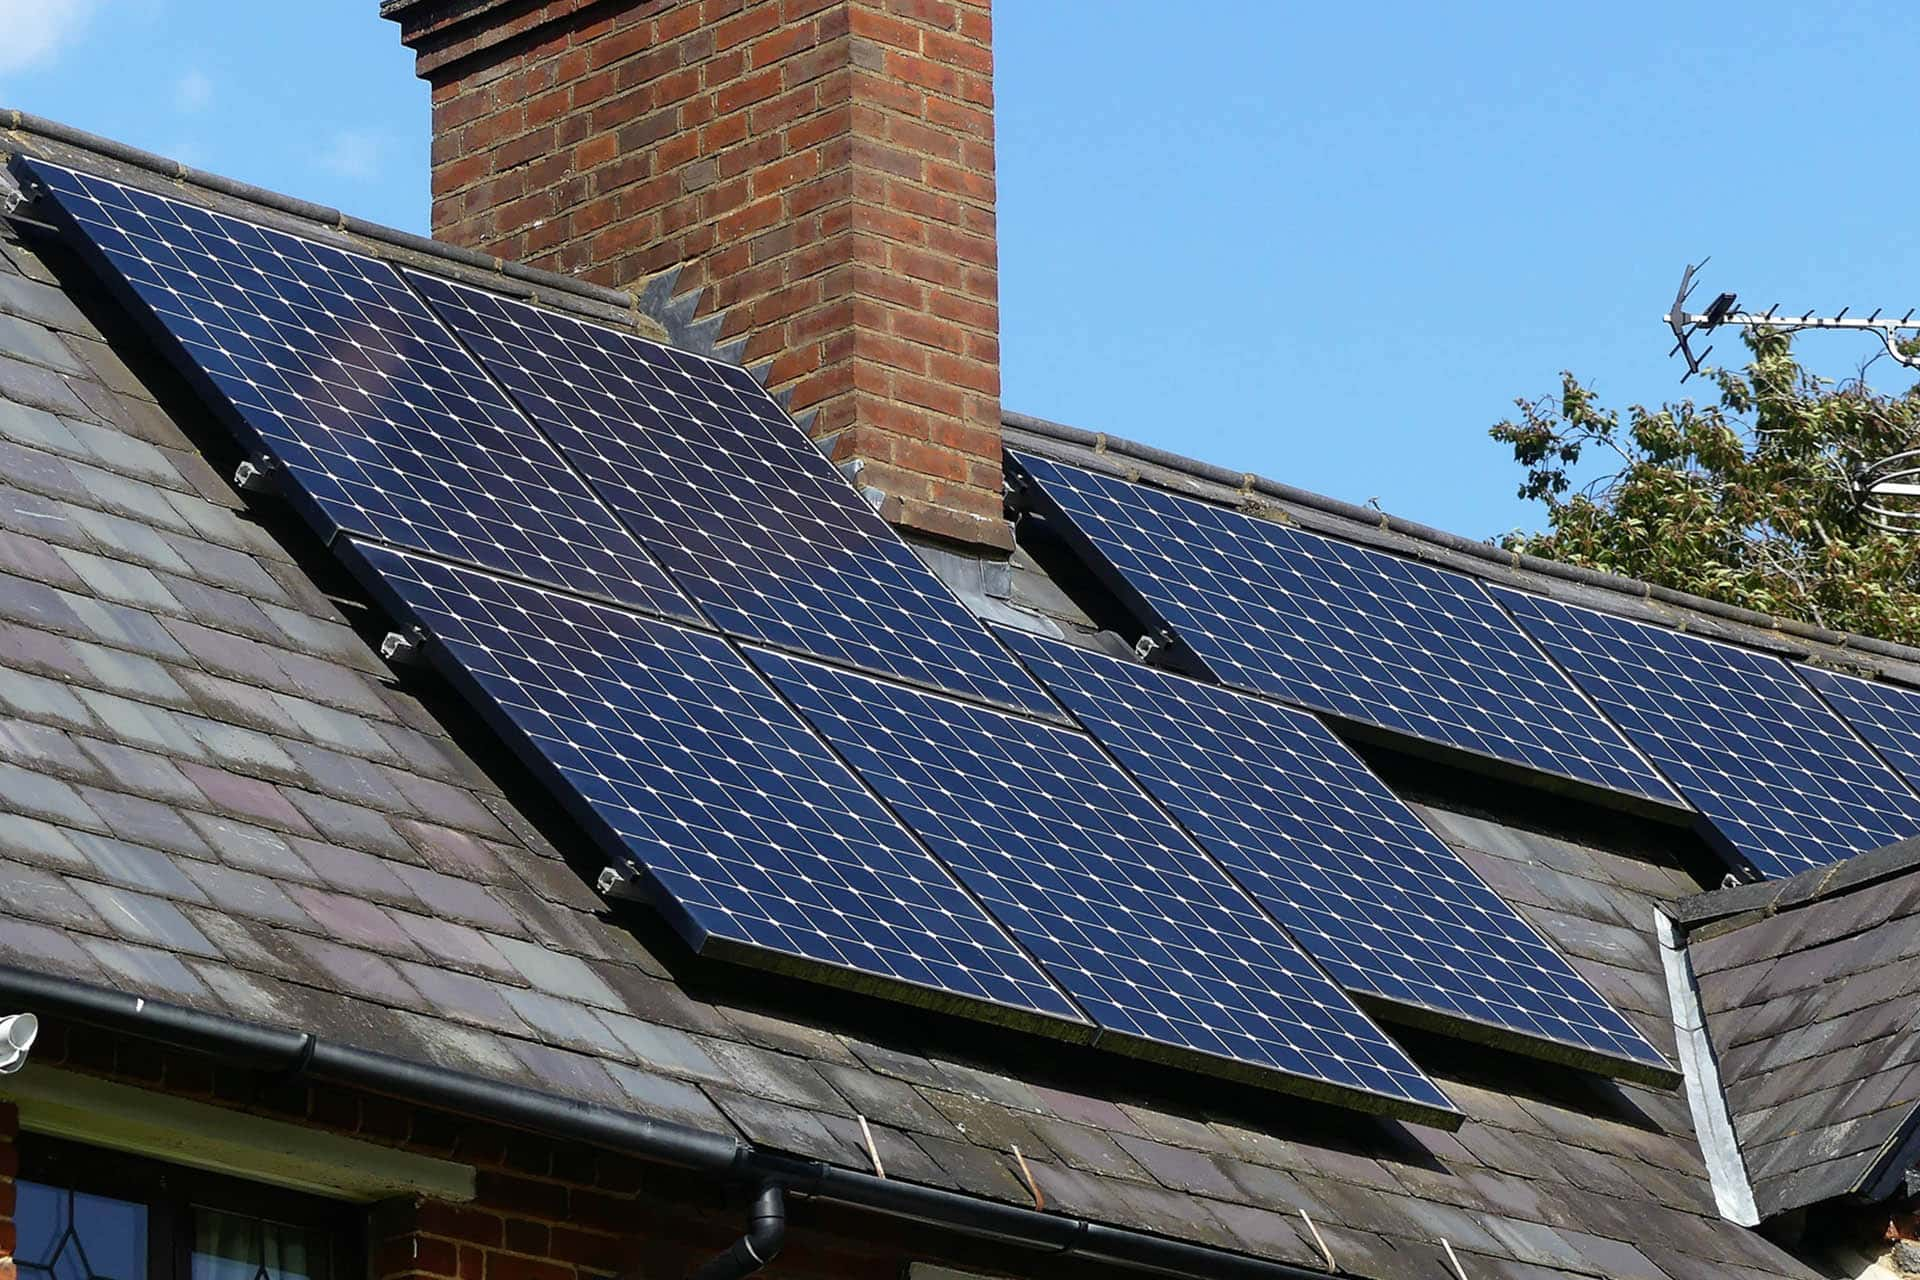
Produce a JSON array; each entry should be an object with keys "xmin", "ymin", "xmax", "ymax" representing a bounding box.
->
[{"xmin": 384, "ymin": 0, "xmax": 1009, "ymax": 552}]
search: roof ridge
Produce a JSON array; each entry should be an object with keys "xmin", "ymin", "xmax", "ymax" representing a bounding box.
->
[
  {"xmin": 1667, "ymin": 834, "xmax": 1920, "ymax": 932},
  {"xmin": 18, "ymin": 102, "xmax": 1920, "ymax": 676},
  {"xmin": 1001, "ymin": 409, "xmax": 1920, "ymax": 675}
]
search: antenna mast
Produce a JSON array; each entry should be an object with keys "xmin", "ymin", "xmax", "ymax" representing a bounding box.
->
[
  {"xmin": 1664, "ymin": 260, "xmax": 1920, "ymax": 380},
  {"xmin": 1661, "ymin": 261, "xmax": 1920, "ymax": 534}
]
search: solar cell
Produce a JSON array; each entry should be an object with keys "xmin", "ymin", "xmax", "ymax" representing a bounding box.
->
[
  {"xmin": 346, "ymin": 540, "xmax": 1079, "ymax": 1024},
  {"xmin": 1497, "ymin": 588, "xmax": 1920, "ymax": 878},
  {"xmin": 998, "ymin": 628, "xmax": 1672, "ymax": 1079},
  {"xmin": 751, "ymin": 647, "xmax": 1457, "ymax": 1118},
  {"xmin": 16, "ymin": 157, "xmax": 690, "ymax": 619},
  {"xmin": 410, "ymin": 273, "xmax": 1056, "ymax": 717},
  {"xmin": 1800, "ymin": 666, "xmax": 1920, "ymax": 795},
  {"xmin": 1012, "ymin": 451, "xmax": 1679, "ymax": 804}
]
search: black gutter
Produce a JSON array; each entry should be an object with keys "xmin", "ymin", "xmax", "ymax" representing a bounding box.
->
[{"xmin": 0, "ymin": 965, "xmax": 1336, "ymax": 1280}]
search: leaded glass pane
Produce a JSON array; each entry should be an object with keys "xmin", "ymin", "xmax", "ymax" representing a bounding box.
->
[{"xmin": 13, "ymin": 1180, "xmax": 147, "ymax": 1280}]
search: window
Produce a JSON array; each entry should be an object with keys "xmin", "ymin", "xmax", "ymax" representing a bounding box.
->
[{"xmin": 13, "ymin": 1139, "xmax": 362, "ymax": 1280}]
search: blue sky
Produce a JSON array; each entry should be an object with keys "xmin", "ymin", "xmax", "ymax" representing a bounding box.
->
[{"xmin": 5, "ymin": 1, "xmax": 1916, "ymax": 538}]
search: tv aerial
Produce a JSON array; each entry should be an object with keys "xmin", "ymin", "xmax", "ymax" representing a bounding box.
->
[
  {"xmin": 1664, "ymin": 260, "xmax": 1920, "ymax": 381},
  {"xmin": 1664, "ymin": 261, "xmax": 1920, "ymax": 535}
]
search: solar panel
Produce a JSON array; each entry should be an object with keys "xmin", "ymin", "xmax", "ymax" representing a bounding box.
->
[
  {"xmin": 1497, "ymin": 588, "xmax": 1920, "ymax": 878},
  {"xmin": 1012, "ymin": 451, "xmax": 1679, "ymax": 804},
  {"xmin": 998, "ymin": 628, "xmax": 1672, "ymax": 1079},
  {"xmin": 410, "ymin": 273, "xmax": 1056, "ymax": 718},
  {"xmin": 15, "ymin": 157, "xmax": 690, "ymax": 619},
  {"xmin": 750, "ymin": 647, "xmax": 1457, "ymax": 1118},
  {"xmin": 345, "ymin": 540, "xmax": 1080, "ymax": 1024},
  {"xmin": 1800, "ymin": 666, "xmax": 1920, "ymax": 794}
]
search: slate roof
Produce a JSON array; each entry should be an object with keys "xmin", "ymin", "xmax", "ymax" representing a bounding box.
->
[
  {"xmin": 1667, "ymin": 837, "xmax": 1920, "ymax": 1222},
  {"xmin": 0, "ymin": 112, "xmax": 1857, "ymax": 1280}
]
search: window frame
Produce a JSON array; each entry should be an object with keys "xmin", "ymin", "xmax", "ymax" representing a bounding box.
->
[{"xmin": 15, "ymin": 1135, "xmax": 366, "ymax": 1280}]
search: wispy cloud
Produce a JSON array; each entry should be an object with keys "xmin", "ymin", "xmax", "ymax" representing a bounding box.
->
[
  {"xmin": 174, "ymin": 69, "xmax": 213, "ymax": 113},
  {"xmin": 0, "ymin": 0, "xmax": 98, "ymax": 75},
  {"xmin": 317, "ymin": 130, "xmax": 384, "ymax": 182}
]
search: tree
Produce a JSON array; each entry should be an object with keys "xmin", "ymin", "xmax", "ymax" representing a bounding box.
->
[{"xmin": 1491, "ymin": 328, "xmax": 1920, "ymax": 646}]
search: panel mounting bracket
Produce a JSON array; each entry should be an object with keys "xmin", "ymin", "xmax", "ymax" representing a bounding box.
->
[
  {"xmin": 595, "ymin": 866, "xmax": 646, "ymax": 904},
  {"xmin": 232, "ymin": 453, "xmax": 285, "ymax": 495},
  {"xmin": 378, "ymin": 627, "xmax": 427, "ymax": 666},
  {"xmin": 1133, "ymin": 628, "xmax": 1174, "ymax": 664},
  {"xmin": 0, "ymin": 171, "xmax": 25, "ymax": 219}
]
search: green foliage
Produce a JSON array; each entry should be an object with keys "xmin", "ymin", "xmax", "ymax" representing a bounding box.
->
[{"xmin": 1492, "ymin": 329, "xmax": 1920, "ymax": 645}]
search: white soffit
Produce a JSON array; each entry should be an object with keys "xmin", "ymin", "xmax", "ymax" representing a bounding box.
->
[{"xmin": 2, "ymin": 1065, "xmax": 476, "ymax": 1203}]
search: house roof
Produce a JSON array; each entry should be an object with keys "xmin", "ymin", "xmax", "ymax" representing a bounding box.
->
[
  {"xmin": 0, "ymin": 110, "xmax": 1851, "ymax": 1280},
  {"xmin": 995, "ymin": 412, "xmax": 1920, "ymax": 692},
  {"xmin": 1667, "ymin": 837, "xmax": 1920, "ymax": 1221}
]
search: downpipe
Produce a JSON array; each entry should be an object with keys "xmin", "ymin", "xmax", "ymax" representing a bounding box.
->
[{"xmin": 690, "ymin": 1181, "xmax": 786, "ymax": 1280}]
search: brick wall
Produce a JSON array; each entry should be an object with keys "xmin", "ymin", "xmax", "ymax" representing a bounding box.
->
[
  {"xmin": 390, "ymin": 0, "xmax": 1011, "ymax": 552},
  {"xmin": 1, "ymin": 1100, "xmax": 16, "ymax": 1271}
]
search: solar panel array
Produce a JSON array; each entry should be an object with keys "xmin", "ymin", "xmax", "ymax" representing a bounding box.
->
[
  {"xmin": 998, "ymin": 629, "xmax": 1669, "ymax": 1075},
  {"xmin": 17, "ymin": 158, "xmax": 692, "ymax": 620},
  {"xmin": 411, "ymin": 273, "xmax": 1056, "ymax": 717},
  {"xmin": 45, "ymin": 150, "xmax": 1819, "ymax": 1113},
  {"xmin": 1800, "ymin": 666, "xmax": 1920, "ymax": 795},
  {"xmin": 752, "ymin": 647, "xmax": 1456, "ymax": 1113},
  {"xmin": 350, "ymin": 541, "xmax": 1080, "ymax": 1021},
  {"xmin": 1497, "ymin": 589, "xmax": 1920, "ymax": 877},
  {"xmin": 1013, "ymin": 451, "xmax": 1679, "ymax": 804}
]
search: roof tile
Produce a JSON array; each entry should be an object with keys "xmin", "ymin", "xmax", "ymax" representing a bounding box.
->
[
  {"xmin": 910, "ymin": 1132, "xmax": 1028, "ymax": 1203},
  {"xmin": 286, "ymin": 789, "xmax": 413, "ymax": 858},
  {"xmin": 1201, "ymin": 1199, "xmax": 1321, "ymax": 1268},
  {"xmin": 285, "ymin": 885, "xmax": 421, "ymax": 956},
  {"xmin": 0, "ymin": 811, "xmax": 89, "ymax": 871},
  {"xmin": 394, "ymin": 961, "xmax": 534, "ymax": 1036},
  {"xmin": 65, "ymin": 881, "xmax": 217, "ymax": 957},
  {"xmin": 1112, "ymin": 1134, "xmax": 1243, "ymax": 1200},
  {"xmin": 287, "ymin": 934, "xmax": 423, "ymax": 1008},
  {"xmin": 0, "ymin": 715, "xmax": 98, "ymax": 777},
  {"xmin": 1026, "ymin": 1116, "xmax": 1151, "ymax": 1181},
  {"xmin": 79, "ymin": 936, "xmax": 209, "ymax": 999},
  {"xmin": 77, "ymin": 788, "xmax": 215, "ymax": 858},
  {"xmin": 602, "ymin": 1061, "xmax": 735, "ymax": 1134},
  {"xmin": 3, "ymin": 856, "xmax": 105, "ymax": 931},
  {"xmin": 177, "ymin": 858, "xmax": 310, "ymax": 928},
  {"xmin": 0, "ymin": 760, "xmax": 102, "ymax": 828},
  {"xmin": 498, "ymin": 987, "xmax": 627, "ymax": 1058},
  {"xmin": 709, "ymin": 1087, "xmax": 855, "ymax": 1166},
  {"xmin": 0, "ymin": 915, "xmax": 103, "ymax": 977},
  {"xmin": 816, "ymin": 1062, "xmax": 960, "ymax": 1138}
]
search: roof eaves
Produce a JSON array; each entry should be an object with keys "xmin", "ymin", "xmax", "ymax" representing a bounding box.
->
[{"xmin": 1002, "ymin": 410, "xmax": 1920, "ymax": 687}]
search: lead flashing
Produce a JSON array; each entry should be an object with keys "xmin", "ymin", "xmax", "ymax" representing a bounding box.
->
[{"xmin": 1657, "ymin": 908, "xmax": 1761, "ymax": 1226}]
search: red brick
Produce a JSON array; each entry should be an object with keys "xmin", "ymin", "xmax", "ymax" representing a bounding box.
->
[
  {"xmin": 482, "ymin": 1255, "xmax": 571, "ymax": 1280},
  {"xmin": 923, "ymin": 27, "xmax": 992, "ymax": 75},
  {"xmin": 847, "ymin": 7, "xmax": 921, "ymax": 52},
  {"xmin": 889, "ymin": 0, "xmax": 957, "ymax": 28},
  {"xmin": 408, "ymin": 0, "xmax": 1007, "ymax": 551}
]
